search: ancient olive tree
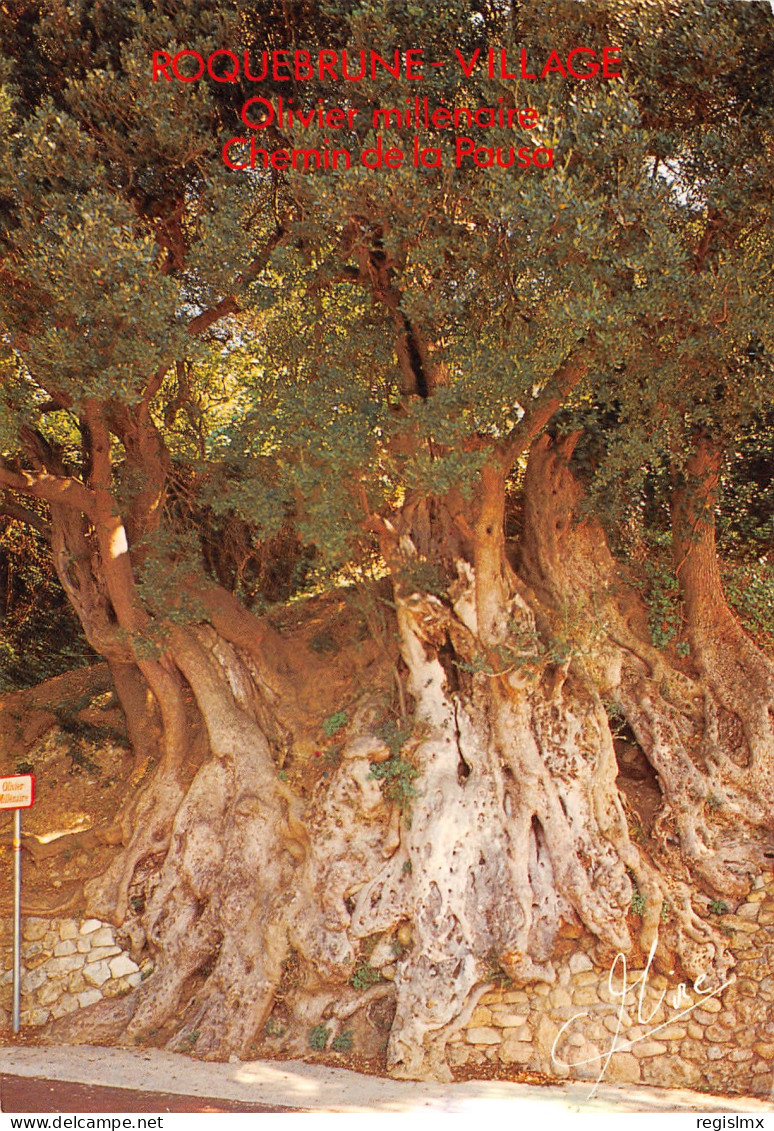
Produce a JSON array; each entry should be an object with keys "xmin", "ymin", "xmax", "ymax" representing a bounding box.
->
[{"xmin": 0, "ymin": 0, "xmax": 773, "ymax": 1078}]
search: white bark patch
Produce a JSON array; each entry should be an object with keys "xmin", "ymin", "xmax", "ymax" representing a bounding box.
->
[{"xmin": 108, "ymin": 524, "xmax": 129, "ymax": 559}]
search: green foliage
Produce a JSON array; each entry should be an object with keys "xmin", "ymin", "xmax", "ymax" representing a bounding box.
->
[
  {"xmin": 308, "ymin": 1024, "xmax": 329, "ymax": 1051},
  {"xmin": 630, "ymin": 888, "xmax": 646, "ymax": 917},
  {"xmin": 376, "ymin": 720, "xmax": 413, "ymax": 759},
  {"xmin": 369, "ymin": 756, "xmax": 419, "ymax": 811},
  {"xmin": 331, "ymin": 1030, "xmax": 354, "ymax": 1053},
  {"xmin": 709, "ymin": 900, "xmax": 728, "ymax": 916},
  {"xmin": 0, "ymin": 0, "xmax": 772, "ymax": 689},
  {"xmin": 0, "ymin": 516, "xmax": 95, "ymax": 691},
  {"xmin": 724, "ymin": 561, "xmax": 774, "ymax": 644},
  {"xmin": 350, "ymin": 964, "xmax": 383, "ymax": 991},
  {"xmin": 322, "ymin": 710, "xmax": 348, "ymax": 738}
]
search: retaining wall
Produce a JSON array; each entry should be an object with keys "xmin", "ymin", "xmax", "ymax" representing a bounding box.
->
[{"xmin": 2, "ymin": 879, "xmax": 773, "ymax": 1097}]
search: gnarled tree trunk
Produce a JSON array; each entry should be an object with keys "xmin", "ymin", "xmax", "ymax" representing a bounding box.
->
[{"xmin": 42, "ymin": 430, "xmax": 774, "ymax": 1079}]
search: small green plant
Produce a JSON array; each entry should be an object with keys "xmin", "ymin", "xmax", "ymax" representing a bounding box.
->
[
  {"xmin": 350, "ymin": 963, "xmax": 382, "ymax": 990},
  {"xmin": 376, "ymin": 719, "xmax": 412, "ymax": 758},
  {"xmin": 638, "ymin": 553, "xmax": 685, "ymax": 650},
  {"xmin": 264, "ymin": 1017, "xmax": 286, "ymax": 1038},
  {"xmin": 483, "ymin": 951, "xmax": 514, "ymax": 987},
  {"xmin": 322, "ymin": 710, "xmax": 348, "ymax": 737},
  {"xmin": 631, "ymin": 888, "xmax": 646, "ymax": 916},
  {"xmin": 308, "ymin": 1024, "xmax": 329, "ymax": 1051},
  {"xmin": 178, "ymin": 1029, "xmax": 200, "ymax": 1051},
  {"xmin": 706, "ymin": 794, "xmax": 722, "ymax": 812},
  {"xmin": 331, "ymin": 1030, "xmax": 353, "ymax": 1052},
  {"xmin": 709, "ymin": 899, "xmax": 728, "ymax": 915},
  {"xmin": 369, "ymin": 757, "xmax": 418, "ymax": 810}
]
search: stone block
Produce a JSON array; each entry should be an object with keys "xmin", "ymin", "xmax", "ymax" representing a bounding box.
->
[
  {"xmin": 25, "ymin": 952, "xmax": 51, "ymax": 971},
  {"xmin": 50, "ymin": 994, "xmax": 79, "ymax": 1018},
  {"xmin": 489, "ymin": 1010, "xmax": 529, "ymax": 1027},
  {"xmin": 568, "ymin": 953, "xmax": 594, "ymax": 974},
  {"xmin": 37, "ymin": 981, "xmax": 61, "ymax": 1007},
  {"xmin": 469, "ymin": 1007, "xmax": 492, "ymax": 1027},
  {"xmin": 89, "ymin": 946, "xmax": 122, "ymax": 961},
  {"xmin": 67, "ymin": 971, "xmax": 87, "ymax": 995},
  {"xmin": 22, "ymin": 920, "xmax": 48, "ymax": 942},
  {"xmin": 78, "ymin": 989, "xmax": 103, "ymax": 1008},
  {"xmin": 641, "ymin": 1056, "xmax": 702, "ymax": 1089},
  {"xmin": 500, "ymin": 991, "xmax": 529, "ymax": 1005},
  {"xmin": 693, "ymin": 998, "xmax": 721, "ymax": 1018},
  {"xmin": 603, "ymin": 1011, "xmax": 632, "ymax": 1032},
  {"xmin": 534, "ymin": 1015, "xmax": 560, "ymax": 1060},
  {"xmin": 79, "ymin": 919, "xmax": 103, "ymax": 935},
  {"xmin": 736, "ymin": 903, "xmax": 760, "ymax": 921},
  {"xmin": 448, "ymin": 1044, "xmax": 469, "ymax": 1067},
  {"xmin": 20, "ymin": 968, "xmax": 47, "ymax": 994},
  {"xmin": 90, "ymin": 928, "xmax": 116, "ymax": 947},
  {"xmin": 549, "ymin": 988, "xmax": 573, "ymax": 1009},
  {"xmin": 58, "ymin": 920, "xmax": 79, "ymax": 941},
  {"xmin": 571, "ymin": 971, "xmax": 599, "ymax": 987},
  {"xmin": 753, "ymin": 1041, "xmax": 774, "ymax": 1059},
  {"xmin": 735, "ymin": 979, "xmax": 759, "ymax": 999},
  {"xmin": 727, "ymin": 915, "xmax": 762, "ymax": 932},
  {"xmin": 632, "ymin": 1040, "xmax": 667, "ymax": 1058},
  {"xmin": 47, "ymin": 954, "xmax": 85, "ymax": 974},
  {"xmin": 83, "ymin": 960, "xmax": 111, "ymax": 987},
  {"xmin": 604, "ymin": 1052, "xmax": 641, "ymax": 1084},
  {"xmin": 109, "ymin": 954, "xmax": 139, "ymax": 979},
  {"xmin": 466, "ymin": 1026, "xmax": 500, "ymax": 1045},
  {"xmin": 20, "ymin": 1008, "xmax": 50, "ymax": 1026},
  {"xmin": 500, "ymin": 1037, "xmax": 534, "ymax": 1064},
  {"xmin": 54, "ymin": 939, "xmax": 77, "ymax": 957}
]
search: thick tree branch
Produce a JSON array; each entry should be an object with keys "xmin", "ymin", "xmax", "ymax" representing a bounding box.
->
[
  {"xmin": 0, "ymin": 497, "xmax": 51, "ymax": 536},
  {"xmin": 186, "ymin": 227, "xmax": 287, "ymax": 338},
  {"xmin": 498, "ymin": 343, "xmax": 591, "ymax": 472},
  {"xmin": 0, "ymin": 463, "xmax": 96, "ymax": 516}
]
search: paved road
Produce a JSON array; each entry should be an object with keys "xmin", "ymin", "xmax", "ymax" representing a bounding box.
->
[
  {"xmin": 0, "ymin": 1075, "xmax": 300, "ymax": 1113},
  {"xmin": 0, "ymin": 1045, "xmax": 771, "ymax": 1114}
]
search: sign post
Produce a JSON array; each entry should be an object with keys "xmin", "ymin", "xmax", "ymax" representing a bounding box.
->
[{"xmin": 1, "ymin": 775, "xmax": 35, "ymax": 1033}]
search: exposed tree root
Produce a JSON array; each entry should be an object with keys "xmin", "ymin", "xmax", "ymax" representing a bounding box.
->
[{"xmin": 41, "ymin": 441, "xmax": 773, "ymax": 1078}]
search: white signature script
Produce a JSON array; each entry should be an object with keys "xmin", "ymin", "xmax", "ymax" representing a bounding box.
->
[{"xmin": 551, "ymin": 940, "xmax": 733, "ymax": 1096}]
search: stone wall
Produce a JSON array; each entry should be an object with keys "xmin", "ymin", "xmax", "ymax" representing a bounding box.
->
[
  {"xmin": 2, "ymin": 881, "xmax": 773, "ymax": 1098},
  {"xmin": 0, "ymin": 916, "xmax": 149, "ymax": 1028},
  {"xmin": 453, "ymin": 874, "xmax": 774, "ymax": 1096}
]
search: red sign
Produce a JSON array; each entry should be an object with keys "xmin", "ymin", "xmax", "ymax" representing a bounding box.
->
[{"xmin": 0, "ymin": 775, "xmax": 35, "ymax": 809}]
